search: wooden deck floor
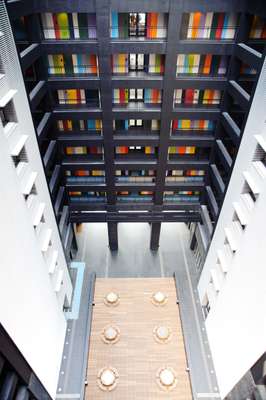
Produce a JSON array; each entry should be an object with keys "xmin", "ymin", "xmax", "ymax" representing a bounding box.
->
[{"xmin": 85, "ymin": 278, "xmax": 192, "ymax": 400}]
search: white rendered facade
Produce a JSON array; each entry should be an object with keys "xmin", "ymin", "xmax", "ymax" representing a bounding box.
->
[
  {"xmin": 0, "ymin": 2, "xmax": 73, "ymax": 398},
  {"xmin": 198, "ymin": 58, "xmax": 266, "ymax": 398}
]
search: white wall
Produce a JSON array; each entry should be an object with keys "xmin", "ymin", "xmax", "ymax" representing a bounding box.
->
[
  {"xmin": 198, "ymin": 59, "xmax": 266, "ymax": 398},
  {"xmin": 0, "ymin": 1, "xmax": 73, "ymax": 397},
  {"xmin": 0, "ymin": 135, "xmax": 67, "ymax": 398}
]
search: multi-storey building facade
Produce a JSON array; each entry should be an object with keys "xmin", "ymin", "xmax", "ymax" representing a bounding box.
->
[
  {"xmin": 0, "ymin": 0, "xmax": 266, "ymax": 399},
  {"xmin": 4, "ymin": 0, "xmax": 265, "ymax": 255}
]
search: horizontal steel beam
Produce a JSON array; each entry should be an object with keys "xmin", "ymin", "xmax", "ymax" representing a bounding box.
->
[{"xmin": 70, "ymin": 211, "xmax": 201, "ymax": 223}]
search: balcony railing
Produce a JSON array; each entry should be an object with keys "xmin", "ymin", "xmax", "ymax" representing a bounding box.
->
[
  {"xmin": 69, "ymin": 195, "xmax": 106, "ymax": 203},
  {"xmin": 117, "ymin": 195, "xmax": 153, "ymax": 202},
  {"xmin": 115, "ymin": 176, "xmax": 155, "ymax": 183},
  {"xmin": 57, "ymin": 98, "xmax": 100, "ymax": 108},
  {"xmin": 110, "ymin": 25, "xmax": 167, "ymax": 39},
  {"xmin": 164, "ymin": 194, "xmax": 200, "ymax": 202},
  {"xmin": 176, "ymin": 64, "xmax": 226, "ymax": 77},
  {"xmin": 165, "ymin": 176, "xmax": 204, "ymax": 182},
  {"xmin": 48, "ymin": 64, "xmax": 98, "ymax": 76},
  {"xmin": 181, "ymin": 25, "xmax": 238, "ymax": 40},
  {"xmin": 112, "ymin": 99, "xmax": 161, "ymax": 107},
  {"xmin": 66, "ymin": 176, "xmax": 105, "ymax": 183},
  {"xmin": 112, "ymin": 64, "xmax": 164, "ymax": 75},
  {"xmin": 173, "ymin": 98, "xmax": 221, "ymax": 107},
  {"xmin": 42, "ymin": 25, "xmax": 97, "ymax": 40}
]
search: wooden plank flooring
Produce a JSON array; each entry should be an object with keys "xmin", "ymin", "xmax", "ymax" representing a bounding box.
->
[{"xmin": 85, "ymin": 278, "xmax": 192, "ymax": 400}]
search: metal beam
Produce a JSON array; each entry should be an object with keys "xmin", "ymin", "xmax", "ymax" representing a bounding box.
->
[{"xmin": 70, "ymin": 211, "xmax": 201, "ymax": 223}]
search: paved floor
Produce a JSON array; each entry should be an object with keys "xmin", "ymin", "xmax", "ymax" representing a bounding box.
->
[
  {"xmin": 86, "ymin": 278, "xmax": 192, "ymax": 400},
  {"xmin": 74, "ymin": 222, "xmax": 196, "ymax": 278}
]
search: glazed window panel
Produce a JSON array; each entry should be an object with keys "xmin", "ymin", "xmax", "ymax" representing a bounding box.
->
[
  {"xmin": 117, "ymin": 191, "xmax": 154, "ymax": 202},
  {"xmin": 115, "ymin": 170, "xmax": 156, "ymax": 183},
  {"xmin": 72, "ymin": 54, "xmax": 98, "ymax": 75},
  {"xmin": 47, "ymin": 54, "xmax": 98, "ymax": 75},
  {"xmin": 69, "ymin": 191, "xmax": 106, "ymax": 203},
  {"xmin": 57, "ymin": 89, "xmax": 99, "ymax": 106},
  {"xmin": 115, "ymin": 146, "xmax": 157, "ymax": 154},
  {"xmin": 65, "ymin": 146, "xmax": 103, "ymax": 155},
  {"xmin": 41, "ymin": 13, "xmax": 97, "ymax": 39},
  {"xmin": 110, "ymin": 12, "xmax": 129, "ymax": 38},
  {"xmin": 72, "ymin": 13, "xmax": 97, "ymax": 39},
  {"xmin": 146, "ymin": 13, "xmax": 168, "ymax": 38},
  {"xmin": 57, "ymin": 119, "xmax": 102, "ymax": 132},
  {"xmin": 113, "ymin": 120, "xmax": 160, "ymax": 131},
  {"xmin": 180, "ymin": 12, "xmax": 239, "ymax": 40},
  {"xmin": 148, "ymin": 54, "xmax": 165, "ymax": 74},
  {"xmin": 172, "ymin": 119, "xmax": 214, "ymax": 131},
  {"xmin": 112, "ymin": 89, "xmax": 129, "ymax": 104},
  {"xmin": 163, "ymin": 190, "xmax": 200, "ymax": 202},
  {"xmin": 144, "ymin": 89, "xmax": 162, "ymax": 104},
  {"xmin": 57, "ymin": 89, "xmax": 86, "ymax": 105},
  {"xmin": 173, "ymin": 89, "xmax": 222, "ymax": 106},
  {"xmin": 41, "ymin": 13, "xmax": 71, "ymax": 39},
  {"xmin": 176, "ymin": 54, "xmax": 228, "ymax": 76},
  {"xmin": 168, "ymin": 146, "xmax": 196, "ymax": 155},
  {"xmin": 66, "ymin": 170, "xmax": 105, "ymax": 183},
  {"xmin": 110, "ymin": 12, "xmax": 168, "ymax": 39},
  {"xmin": 166, "ymin": 169, "xmax": 205, "ymax": 182},
  {"xmin": 112, "ymin": 54, "xmax": 129, "ymax": 74}
]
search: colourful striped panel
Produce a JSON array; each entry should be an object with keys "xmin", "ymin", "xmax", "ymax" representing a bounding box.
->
[
  {"xmin": 147, "ymin": 13, "xmax": 158, "ymax": 39},
  {"xmin": 176, "ymin": 54, "xmax": 185, "ymax": 75},
  {"xmin": 187, "ymin": 12, "xmax": 194, "ymax": 38},
  {"xmin": 118, "ymin": 13, "xmax": 128, "ymax": 39},
  {"xmin": 157, "ymin": 13, "xmax": 167, "ymax": 38},
  {"xmin": 225, "ymin": 13, "xmax": 237, "ymax": 39},
  {"xmin": 210, "ymin": 13, "xmax": 219, "ymax": 39},
  {"xmin": 72, "ymin": 13, "xmax": 80, "ymax": 38},
  {"xmin": 111, "ymin": 12, "xmax": 119, "ymax": 38},
  {"xmin": 56, "ymin": 13, "xmax": 70, "ymax": 39},
  {"xmin": 191, "ymin": 12, "xmax": 201, "ymax": 39},
  {"xmin": 218, "ymin": 56, "xmax": 227, "ymax": 75},
  {"xmin": 202, "ymin": 54, "xmax": 212, "ymax": 74},
  {"xmin": 41, "ymin": 13, "xmax": 55, "ymax": 39},
  {"xmin": 198, "ymin": 12, "xmax": 206, "ymax": 38},
  {"xmin": 221, "ymin": 13, "xmax": 229, "ymax": 39},
  {"xmin": 215, "ymin": 13, "xmax": 225, "ymax": 39},
  {"xmin": 184, "ymin": 89, "xmax": 194, "ymax": 105},
  {"xmin": 88, "ymin": 14, "xmax": 97, "ymax": 38},
  {"xmin": 174, "ymin": 89, "xmax": 182, "ymax": 104},
  {"xmin": 204, "ymin": 13, "xmax": 213, "ymax": 39}
]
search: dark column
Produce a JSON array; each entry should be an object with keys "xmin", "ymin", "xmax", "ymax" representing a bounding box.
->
[
  {"xmin": 154, "ymin": 0, "xmax": 183, "ymax": 205},
  {"xmin": 108, "ymin": 222, "xmax": 118, "ymax": 251},
  {"xmin": 150, "ymin": 222, "xmax": 161, "ymax": 251},
  {"xmin": 95, "ymin": 0, "xmax": 116, "ymax": 206}
]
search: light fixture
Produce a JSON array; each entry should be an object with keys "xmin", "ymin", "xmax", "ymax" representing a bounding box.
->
[
  {"xmin": 151, "ymin": 291, "xmax": 168, "ymax": 306},
  {"xmin": 156, "ymin": 367, "xmax": 177, "ymax": 391},
  {"xmin": 101, "ymin": 325, "xmax": 120, "ymax": 344},
  {"xmin": 153, "ymin": 325, "xmax": 172, "ymax": 343},
  {"xmin": 104, "ymin": 291, "xmax": 120, "ymax": 306},
  {"xmin": 97, "ymin": 367, "xmax": 118, "ymax": 391}
]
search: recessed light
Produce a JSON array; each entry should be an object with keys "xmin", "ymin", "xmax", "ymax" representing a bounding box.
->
[
  {"xmin": 151, "ymin": 291, "xmax": 168, "ymax": 306},
  {"xmin": 104, "ymin": 292, "xmax": 120, "ymax": 306},
  {"xmin": 156, "ymin": 367, "xmax": 177, "ymax": 391},
  {"xmin": 97, "ymin": 367, "xmax": 118, "ymax": 391},
  {"xmin": 153, "ymin": 325, "xmax": 172, "ymax": 343},
  {"xmin": 101, "ymin": 325, "xmax": 120, "ymax": 344}
]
